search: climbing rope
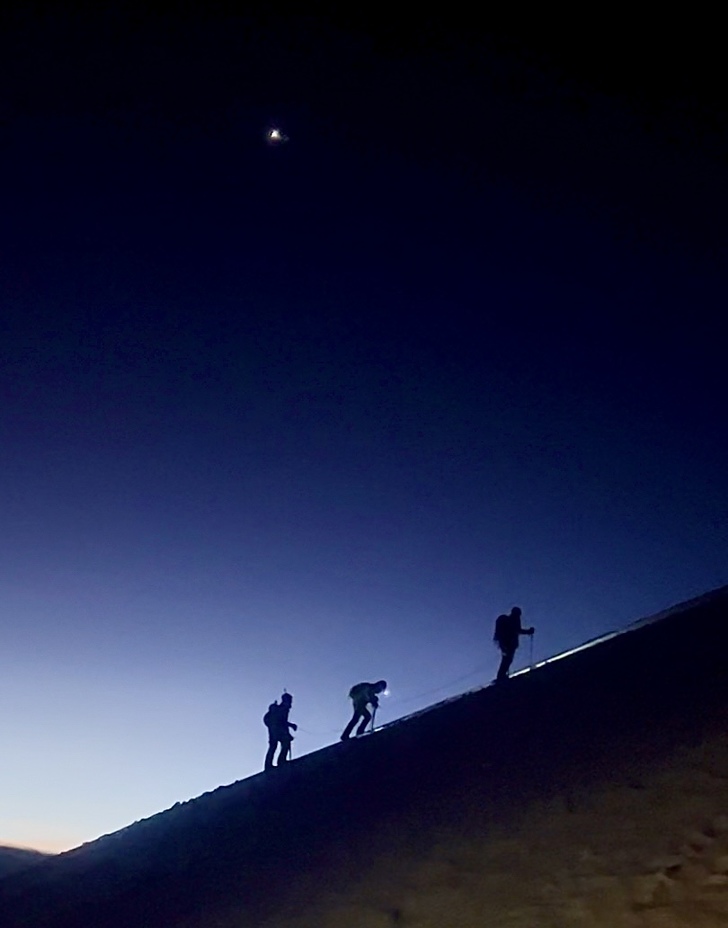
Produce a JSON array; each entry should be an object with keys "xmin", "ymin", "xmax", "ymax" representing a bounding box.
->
[{"xmin": 384, "ymin": 665, "xmax": 488, "ymax": 709}]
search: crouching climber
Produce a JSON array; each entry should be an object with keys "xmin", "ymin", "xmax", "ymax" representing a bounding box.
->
[{"xmin": 340, "ymin": 680, "xmax": 387, "ymax": 740}]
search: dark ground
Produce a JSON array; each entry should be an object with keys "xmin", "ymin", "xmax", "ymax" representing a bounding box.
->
[{"xmin": 1, "ymin": 587, "xmax": 726, "ymax": 927}]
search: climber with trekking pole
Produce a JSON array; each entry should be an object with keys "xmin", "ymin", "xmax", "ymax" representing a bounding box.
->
[
  {"xmin": 493, "ymin": 606, "xmax": 534, "ymax": 682},
  {"xmin": 263, "ymin": 691, "xmax": 297, "ymax": 770},
  {"xmin": 340, "ymin": 680, "xmax": 388, "ymax": 740}
]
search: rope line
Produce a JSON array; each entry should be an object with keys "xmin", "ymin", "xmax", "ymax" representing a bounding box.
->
[{"xmin": 385, "ymin": 665, "xmax": 487, "ymax": 708}]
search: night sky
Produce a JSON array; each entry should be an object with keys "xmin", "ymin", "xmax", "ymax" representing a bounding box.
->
[{"xmin": 1, "ymin": 7, "xmax": 726, "ymax": 851}]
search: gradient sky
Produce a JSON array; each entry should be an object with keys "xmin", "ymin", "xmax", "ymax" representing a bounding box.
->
[{"xmin": 1, "ymin": 8, "xmax": 726, "ymax": 852}]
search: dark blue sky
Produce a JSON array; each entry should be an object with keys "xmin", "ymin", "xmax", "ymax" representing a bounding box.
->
[{"xmin": 1, "ymin": 7, "xmax": 726, "ymax": 850}]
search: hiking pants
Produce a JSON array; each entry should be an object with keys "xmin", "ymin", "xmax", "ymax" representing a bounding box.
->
[
  {"xmin": 341, "ymin": 706, "xmax": 372, "ymax": 739},
  {"xmin": 264, "ymin": 735, "xmax": 292, "ymax": 770},
  {"xmin": 497, "ymin": 646, "xmax": 517, "ymax": 681}
]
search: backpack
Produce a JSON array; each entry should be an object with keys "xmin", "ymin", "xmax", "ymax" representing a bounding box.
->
[
  {"xmin": 263, "ymin": 703, "xmax": 279, "ymax": 728},
  {"xmin": 493, "ymin": 614, "xmax": 512, "ymax": 645},
  {"xmin": 349, "ymin": 682, "xmax": 375, "ymax": 708}
]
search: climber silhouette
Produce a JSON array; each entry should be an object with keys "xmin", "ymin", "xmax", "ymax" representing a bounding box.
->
[
  {"xmin": 263, "ymin": 692, "xmax": 297, "ymax": 770},
  {"xmin": 340, "ymin": 680, "xmax": 387, "ymax": 740},
  {"xmin": 493, "ymin": 607, "xmax": 534, "ymax": 681}
]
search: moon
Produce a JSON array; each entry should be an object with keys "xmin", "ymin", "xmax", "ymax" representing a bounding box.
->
[{"xmin": 266, "ymin": 127, "xmax": 288, "ymax": 145}]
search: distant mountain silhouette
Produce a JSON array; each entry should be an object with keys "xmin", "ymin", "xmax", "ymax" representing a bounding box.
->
[
  {"xmin": 0, "ymin": 846, "xmax": 50, "ymax": 879},
  {"xmin": 1, "ymin": 587, "xmax": 727, "ymax": 928}
]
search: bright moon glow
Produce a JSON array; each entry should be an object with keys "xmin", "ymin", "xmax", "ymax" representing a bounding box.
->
[{"xmin": 266, "ymin": 127, "xmax": 288, "ymax": 144}]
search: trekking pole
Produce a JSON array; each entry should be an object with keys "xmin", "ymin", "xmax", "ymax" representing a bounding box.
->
[
  {"xmin": 370, "ymin": 706, "xmax": 377, "ymax": 734},
  {"xmin": 529, "ymin": 632, "xmax": 534, "ymax": 669}
]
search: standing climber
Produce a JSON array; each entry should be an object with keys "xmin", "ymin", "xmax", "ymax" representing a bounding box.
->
[
  {"xmin": 340, "ymin": 680, "xmax": 387, "ymax": 740},
  {"xmin": 493, "ymin": 607, "xmax": 534, "ymax": 682},
  {"xmin": 263, "ymin": 692, "xmax": 297, "ymax": 770}
]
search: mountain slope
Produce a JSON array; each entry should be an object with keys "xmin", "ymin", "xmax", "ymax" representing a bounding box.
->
[
  {"xmin": 0, "ymin": 847, "xmax": 50, "ymax": 879},
  {"xmin": 2, "ymin": 587, "xmax": 727, "ymax": 928}
]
